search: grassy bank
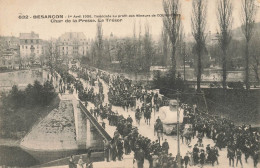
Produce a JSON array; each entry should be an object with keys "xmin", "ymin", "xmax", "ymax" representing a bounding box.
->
[
  {"xmin": 203, "ymin": 88, "xmax": 260, "ymax": 126},
  {"xmin": 0, "ymin": 95, "xmax": 60, "ymax": 139}
]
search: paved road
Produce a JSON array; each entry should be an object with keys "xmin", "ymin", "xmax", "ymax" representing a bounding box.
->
[{"xmin": 67, "ymin": 69, "xmax": 255, "ymax": 168}]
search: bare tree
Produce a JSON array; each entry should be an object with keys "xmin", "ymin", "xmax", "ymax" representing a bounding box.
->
[
  {"xmin": 191, "ymin": 0, "xmax": 207, "ymax": 92},
  {"xmin": 95, "ymin": 22, "xmax": 103, "ymax": 68},
  {"xmin": 161, "ymin": 26, "xmax": 169, "ymax": 66},
  {"xmin": 143, "ymin": 22, "xmax": 153, "ymax": 72},
  {"xmin": 251, "ymin": 36, "xmax": 260, "ymax": 85},
  {"xmin": 241, "ymin": 0, "xmax": 257, "ymax": 90},
  {"xmin": 46, "ymin": 41, "xmax": 58, "ymax": 69},
  {"xmin": 163, "ymin": 0, "xmax": 181, "ymax": 79},
  {"xmin": 132, "ymin": 20, "xmax": 138, "ymax": 75},
  {"xmin": 217, "ymin": 0, "xmax": 233, "ymax": 89}
]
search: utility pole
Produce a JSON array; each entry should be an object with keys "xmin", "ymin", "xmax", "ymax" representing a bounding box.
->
[
  {"xmin": 176, "ymin": 91, "xmax": 181, "ymax": 168},
  {"xmin": 183, "ymin": 42, "xmax": 186, "ymax": 81}
]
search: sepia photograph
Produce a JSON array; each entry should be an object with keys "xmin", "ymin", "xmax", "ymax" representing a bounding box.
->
[{"xmin": 0, "ymin": 0, "xmax": 259, "ymax": 168}]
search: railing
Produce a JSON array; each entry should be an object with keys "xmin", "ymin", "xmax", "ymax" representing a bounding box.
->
[{"xmin": 78, "ymin": 101, "xmax": 112, "ymax": 142}]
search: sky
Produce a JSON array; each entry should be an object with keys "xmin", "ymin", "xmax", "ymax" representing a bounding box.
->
[{"xmin": 0, "ymin": 0, "xmax": 259, "ymax": 40}]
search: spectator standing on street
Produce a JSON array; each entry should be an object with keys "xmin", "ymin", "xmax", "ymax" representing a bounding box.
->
[
  {"xmin": 134, "ymin": 145, "xmax": 145, "ymax": 168},
  {"xmin": 68, "ymin": 155, "xmax": 76, "ymax": 168},
  {"xmin": 193, "ymin": 144, "xmax": 199, "ymax": 165},
  {"xmin": 183, "ymin": 153, "xmax": 190, "ymax": 168},
  {"xmin": 253, "ymin": 150, "xmax": 259, "ymax": 168},
  {"xmin": 103, "ymin": 139, "xmax": 111, "ymax": 162},
  {"xmin": 227, "ymin": 145, "xmax": 235, "ymax": 167},
  {"xmin": 199, "ymin": 149, "xmax": 205, "ymax": 167},
  {"xmin": 236, "ymin": 148, "xmax": 243, "ymax": 167},
  {"xmin": 162, "ymin": 139, "xmax": 169, "ymax": 154},
  {"xmin": 127, "ymin": 115, "xmax": 133, "ymax": 124},
  {"xmin": 78, "ymin": 156, "xmax": 85, "ymax": 168}
]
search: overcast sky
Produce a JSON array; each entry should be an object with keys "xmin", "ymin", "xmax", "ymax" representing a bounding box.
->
[{"xmin": 0, "ymin": 0, "xmax": 259, "ymax": 40}]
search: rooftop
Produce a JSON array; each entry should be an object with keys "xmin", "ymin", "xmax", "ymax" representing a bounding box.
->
[
  {"xmin": 19, "ymin": 32, "xmax": 40, "ymax": 40},
  {"xmin": 59, "ymin": 32, "xmax": 88, "ymax": 41}
]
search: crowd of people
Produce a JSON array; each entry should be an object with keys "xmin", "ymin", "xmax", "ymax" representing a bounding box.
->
[
  {"xmin": 181, "ymin": 104, "xmax": 260, "ymax": 167},
  {"xmin": 58, "ymin": 65, "xmax": 260, "ymax": 168},
  {"xmin": 70, "ymin": 66, "xmax": 186, "ymax": 168}
]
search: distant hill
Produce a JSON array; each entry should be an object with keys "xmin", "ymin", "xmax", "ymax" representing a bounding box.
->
[{"xmin": 232, "ymin": 22, "xmax": 260, "ymax": 40}]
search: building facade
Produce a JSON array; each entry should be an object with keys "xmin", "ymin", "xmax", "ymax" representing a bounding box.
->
[
  {"xmin": 57, "ymin": 32, "xmax": 90, "ymax": 59},
  {"xmin": 19, "ymin": 32, "xmax": 44, "ymax": 63},
  {"xmin": 0, "ymin": 36, "xmax": 20, "ymax": 69}
]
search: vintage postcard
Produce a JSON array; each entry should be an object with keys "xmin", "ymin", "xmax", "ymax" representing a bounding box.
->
[{"xmin": 0, "ymin": 0, "xmax": 259, "ymax": 168}]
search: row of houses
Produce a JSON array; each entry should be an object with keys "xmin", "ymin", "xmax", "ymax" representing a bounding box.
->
[{"xmin": 0, "ymin": 31, "xmax": 92, "ymax": 69}]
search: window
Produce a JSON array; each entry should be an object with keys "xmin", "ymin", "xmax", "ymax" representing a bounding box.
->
[
  {"xmin": 25, "ymin": 40, "xmax": 27, "ymax": 43},
  {"xmin": 31, "ymin": 40, "xmax": 33, "ymax": 43},
  {"xmin": 62, "ymin": 47, "xmax": 64, "ymax": 50},
  {"xmin": 36, "ymin": 40, "xmax": 39, "ymax": 43},
  {"xmin": 25, "ymin": 46, "xmax": 27, "ymax": 49}
]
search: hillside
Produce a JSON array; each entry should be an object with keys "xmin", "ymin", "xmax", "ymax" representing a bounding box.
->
[{"xmin": 232, "ymin": 22, "xmax": 260, "ymax": 40}]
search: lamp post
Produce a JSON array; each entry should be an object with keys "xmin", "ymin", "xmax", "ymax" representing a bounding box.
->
[
  {"xmin": 176, "ymin": 94, "xmax": 181, "ymax": 168},
  {"xmin": 169, "ymin": 98, "xmax": 181, "ymax": 168},
  {"xmin": 183, "ymin": 42, "xmax": 186, "ymax": 81}
]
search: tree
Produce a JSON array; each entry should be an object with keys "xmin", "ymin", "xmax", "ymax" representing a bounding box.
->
[
  {"xmin": 161, "ymin": 26, "xmax": 169, "ymax": 66},
  {"xmin": 95, "ymin": 22, "xmax": 103, "ymax": 68},
  {"xmin": 251, "ymin": 34, "xmax": 260, "ymax": 85},
  {"xmin": 143, "ymin": 22, "xmax": 153, "ymax": 72},
  {"xmin": 191, "ymin": 0, "xmax": 207, "ymax": 92},
  {"xmin": 217, "ymin": 0, "xmax": 233, "ymax": 89},
  {"xmin": 241, "ymin": 0, "xmax": 257, "ymax": 90},
  {"xmin": 163, "ymin": 0, "xmax": 181, "ymax": 79}
]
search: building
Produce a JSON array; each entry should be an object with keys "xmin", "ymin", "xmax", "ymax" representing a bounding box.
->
[
  {"xmin": 0, "ymin": 36, "xmax": 20, "ymax": 69},
  {"xmin": 57, "ymin": 32, "xmax": 90, "ymax": 59},
  {"xmin": 19, "ymin": 32, "xmax": 44, "ymax": 64}
]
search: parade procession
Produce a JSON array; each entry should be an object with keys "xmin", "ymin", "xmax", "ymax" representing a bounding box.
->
[
  {"xmin": 0, "ymin": 0, "xmax": 260, "ymax": 168},
  {"xmin": 46, "ymin": 63, "xmax": 258, "ymax": 168}
]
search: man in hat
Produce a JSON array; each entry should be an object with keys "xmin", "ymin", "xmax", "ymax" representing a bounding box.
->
[
  {"xmin": 193, "ymin": 144, "xmax": 199, "ymax": 165},
  {"xmin": 236, "ymin": 148, "xmax": 243, "ymax": 167},
  {"xmin": 162, "ymin": 139, "xmax": 169, "ymax": 154},
  {"xmin": 117, "ymin": 139, "xmax": 124, "ymax": 161},
  {"xmin": 127, "ymin": 115, "xmax": 133, "ymax": 124},
  {"xmin": 184, "ymin": 153, "xmax": 190, "ymax": 168},
  {"xmin": 227, "ymin": 145, "xmax": 235, "ymax": 167},
  {"xmin": 134, "ymin": 145, "xmax": 145, "ymax": 168},
  {"xmin": 200, "ymin": 149, "xmax": 206, "ymax": 167},
  {"xmin": 103, "ymin": 139, "xmax": 111, "ymax": 162},
  {"xmin": 213, "ymin": 146, "xmax": 219, "ymax": 165}
]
